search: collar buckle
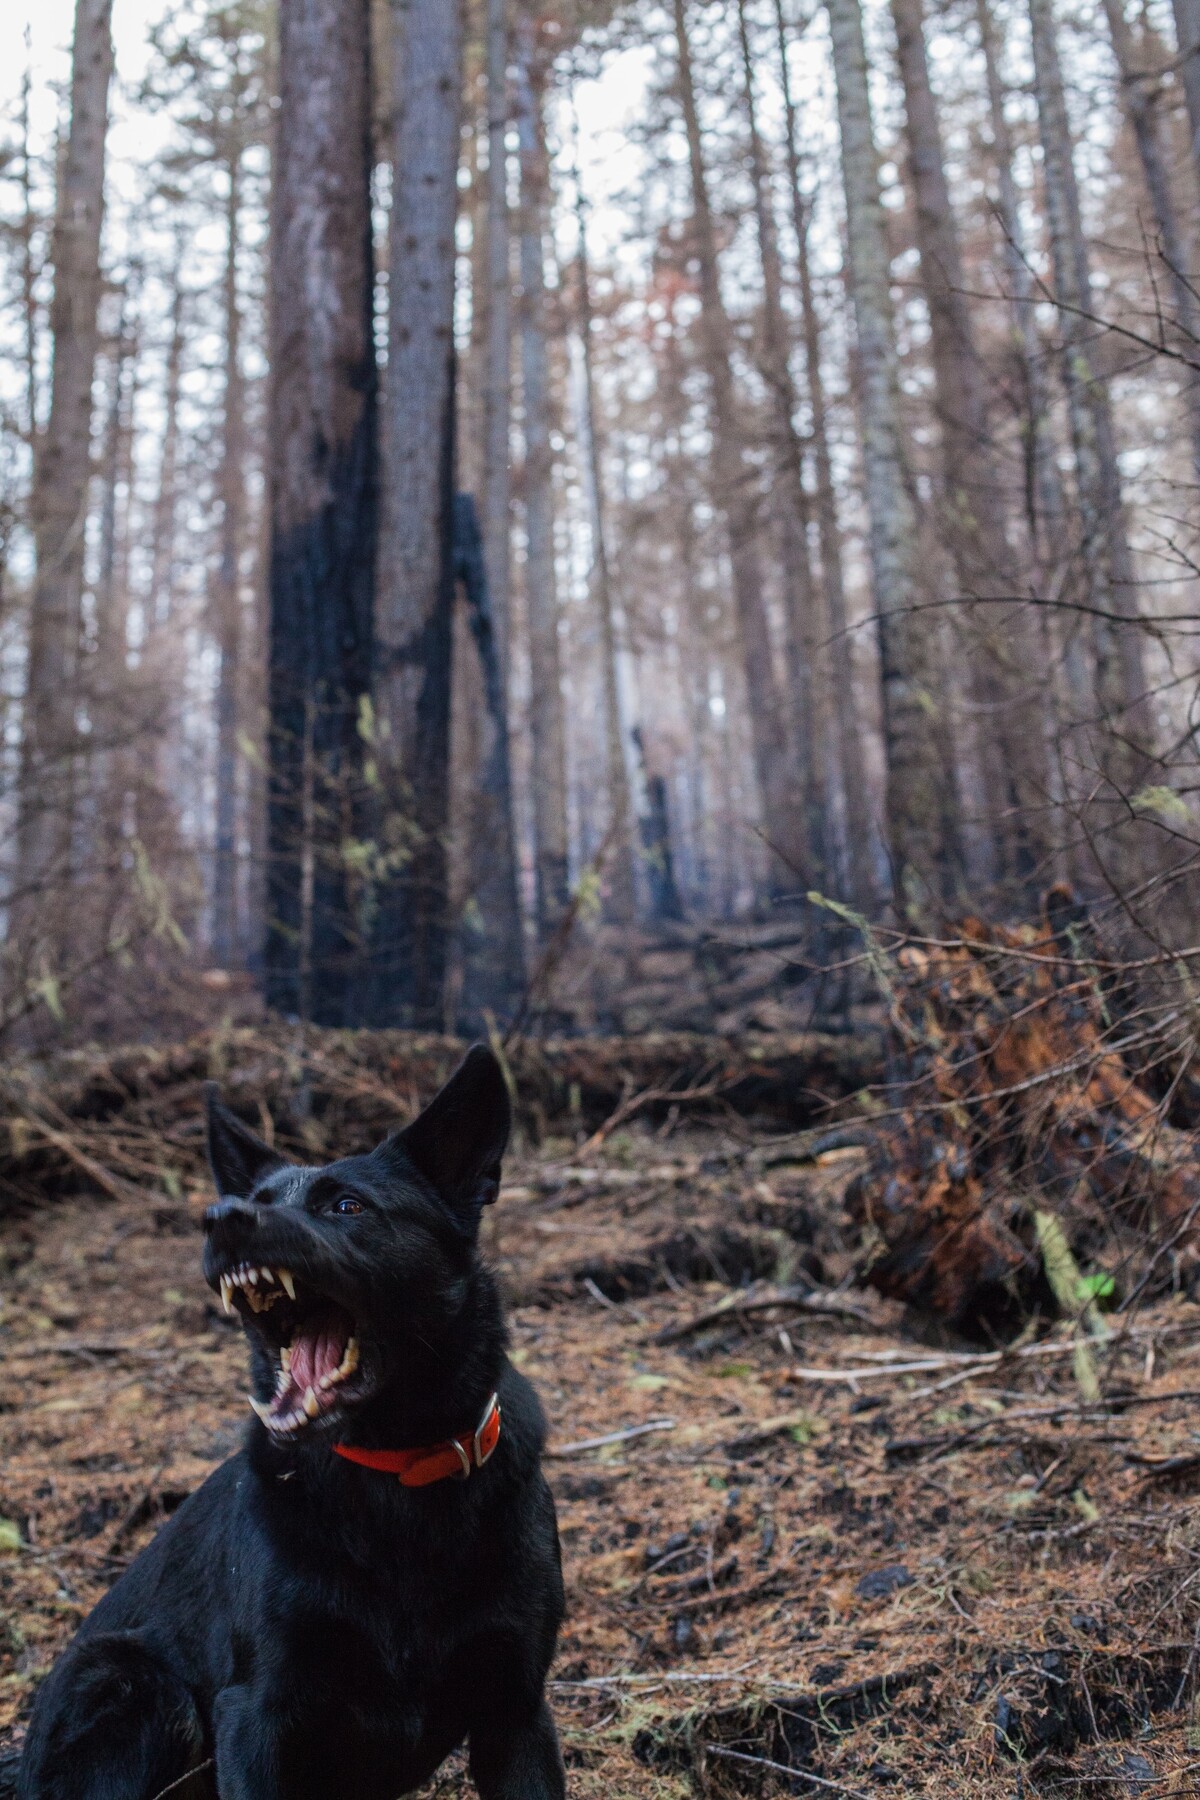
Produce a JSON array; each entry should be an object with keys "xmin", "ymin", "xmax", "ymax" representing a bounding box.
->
[{"xmin": 472, "ymin": 1393, "xmax": 501, "ymax": 1470}]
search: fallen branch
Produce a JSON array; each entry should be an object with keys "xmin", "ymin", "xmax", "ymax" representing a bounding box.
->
[
  {"xmin": 576, "ymin": 1070, "xmax": 727, "ymax": 1160},
  {"xmin": 546, "ymin": 1418, "xmax": 676, "ymax": 1458},
  {"xmin": 703, "ymin": 1743, "xmax": 873, "ymax": 1800},
  {"xmin": 655, "ymin": 1282, "xmax": 876, "ymax": 1345}
]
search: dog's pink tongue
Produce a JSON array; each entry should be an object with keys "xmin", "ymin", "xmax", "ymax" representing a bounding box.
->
[{"xmin": 289, "ymin": 1320, "xmax": 348, "ymax": 1394}]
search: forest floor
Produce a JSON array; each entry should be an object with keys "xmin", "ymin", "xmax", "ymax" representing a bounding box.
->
[{"xmin": 2, "ymin": 1108, "xmax": 1200, "ymax": 1798}]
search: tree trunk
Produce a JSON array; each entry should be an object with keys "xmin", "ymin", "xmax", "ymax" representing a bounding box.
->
[
  {"xmin": 516, "ymin": 15, "xmax": 572, "ymax": 936},
  {"xmin": 826, "ymin": 0, "xmax": 952, "ymax": 915},
  {"xmin": 1101, "ymin": 0, "xmax": 1200, "ymax": 479},
  {"xmin": 736, "ymin": 0, "xmax": 828, "ymax": 895},
  {"xmin": 891, "ymin": 0, "xmax": 1050, "ymax": 893},
  {"xmin": 373, "ymin": 0, "xmax": 463, "ymax": 1027},
  {"xmin": 1028, "ymin": 0, "xmax": 1154, "ymax": 791},
  {"xmin": 213, "ymin": 148, "xmax": 245, "ymax": 967},
  {"xmin": 265, "ymin": 0, "xmax": 377, "ymax": 1026},
  {"xmin": 974, "ymin": 0, "xmax": 1066, "ymax": 570},
  {"xmin": 570, "ymin": 102, "xmax": 644, "ymax": 926},
  {"xmin": 672, "ymin": 0, "xmax": 808, "ymax": 899},
  {"xmin": 459, "ymin": 0, "xmax": 527, "ymax": 1024},
  {"xmin": 147, "ymin": 240, "xmax": 186, "ymax": 631},
  {"xmin": 1170, "ymin": 0, "xmax": 1200, "ymax": 189},
  {"xmin": 16, "ymin": 0, "xmax": 115, "ymax": 961},
  {"xmin": 773, "ymin": 0, "xmax": 875, "ymax": 910}
]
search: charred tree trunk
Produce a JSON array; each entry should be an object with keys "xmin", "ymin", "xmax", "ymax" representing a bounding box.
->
[
  {"xmin": 265, "ymin": 0, "xmax": 377, "ymax": 1025},
  {"xmin": 15, "ymin": 0, "xmax": 115, "ymax": 962},
  {"xmin": 826, "ymin": 0, "xmax": 954, "ymax": 915},
  {"xmin": 773, "ymin": 0, "xmax": 875, "ymax": 910},
  {"xmin": 516, "ymin": 16, "xmax": 572, "ymax": 937},
  {"xmin": 672, "ymin": 0, "xmax": 808, "ymax": 899},
  {"xmin": 374, "ymin": 0, "xmax": 464, "ymax": 1027},
  {"xmin": 213, "ymin": 147, "xmax": 246, "ymax": 968},
  {"xmin": 459, "ymin": 0, "xmax": 527, "ymax": 1023}
]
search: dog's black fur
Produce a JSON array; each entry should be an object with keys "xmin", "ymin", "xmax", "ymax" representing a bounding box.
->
[{"xmin": 12, "ymin": 1047, "xmax": 566, "ymax": 1800}]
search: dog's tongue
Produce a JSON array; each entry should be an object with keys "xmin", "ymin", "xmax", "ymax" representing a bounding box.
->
[
  {"xmin": 269, "ymin": 1307, "xmax": 352, "ymax": 1423},
  {"xmin": 290, "ymin": 1315, "xmax": 350, "ymax": 1395}
]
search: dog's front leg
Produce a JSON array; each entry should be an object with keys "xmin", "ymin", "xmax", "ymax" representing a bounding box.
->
[
  {"xmin": 212, "ymin": 1685, "xmax": 285, "ymax": 1800},
  {"xmin": 469, "ymin": 1700, "xmax": 566, "ymax": 1800}
]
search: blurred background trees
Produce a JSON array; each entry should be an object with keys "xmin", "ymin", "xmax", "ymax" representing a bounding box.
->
[{"xmin": 0, "ymin": 0, "xmax": 1198, "ymax": 1038}]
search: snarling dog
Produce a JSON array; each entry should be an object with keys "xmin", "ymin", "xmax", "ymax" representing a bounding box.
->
[{"xmin": 14, "ymin": 1047, "xmax": 566, "ymax": 1800}]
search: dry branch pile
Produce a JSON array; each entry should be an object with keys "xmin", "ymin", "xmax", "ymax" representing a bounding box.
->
[
  {"xmin": 847, "ymin": 888, "xmax": 1200, "ymax": 1324},
  {"xmin": 0, "ymin": 1025, "xmax": 881, "ymax": 1221}
]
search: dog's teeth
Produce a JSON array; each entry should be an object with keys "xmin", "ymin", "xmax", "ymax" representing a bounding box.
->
[
  {"xmin": 220, "ymin": 1276, "xmax": 234, "ymax": 1315},
  {"xmin": 279, "ymin": 1269, "xmax": 296, "ymax": 1300},
  {"xmin": 248, "ymin": 1395, "xmax": 272, "ymax": 1424},
  {"xmin": 247, "ymin": 1268, "xmax": 259, "ymax": 1286},
  {"xmin": 280, "ymin": 1343, "xmax": 292, "ymax": 1372},
  {"xmin": 340, "ymin": 1337, "xmax": 359, "ymax": 1378},
  {"xmin": 303, "ymin": 1387, "xmax": 319, "ymax": 1419}
]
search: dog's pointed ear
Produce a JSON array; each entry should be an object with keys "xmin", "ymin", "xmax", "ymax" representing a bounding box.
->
[
  {"xmin": 205, "ymin": 1084, "xmax": 285, "ymax": 1199},
  {"xmin": 390, "ymin": 1046, "xmax": 511, "ymax": 1228}
]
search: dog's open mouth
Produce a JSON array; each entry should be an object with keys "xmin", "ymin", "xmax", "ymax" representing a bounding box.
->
[{"xmin": 218, "ymin": 1263, "xmax": 363, "ymax": 1436}]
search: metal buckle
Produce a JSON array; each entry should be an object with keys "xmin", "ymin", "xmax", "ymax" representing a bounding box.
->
[
  {"xmin": 473, "ymin": 1394, "xmax": 500, "ymax": 1468},
  {"xmin": 449, "ymin": 1438, "xmax": 472, "ymax": 1480}
]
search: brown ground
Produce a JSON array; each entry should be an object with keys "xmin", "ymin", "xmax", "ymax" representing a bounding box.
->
[{"xmin": 2, "ymin": 1117, "xmax": 1200, "ymax": 1798}]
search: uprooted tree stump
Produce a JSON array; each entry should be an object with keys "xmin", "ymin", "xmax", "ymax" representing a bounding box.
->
[{"xmin": 846, "ymin": 886, "xmax": 1200, "ymax": 1325}]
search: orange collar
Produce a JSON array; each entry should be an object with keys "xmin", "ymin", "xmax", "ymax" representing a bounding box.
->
[{"xmin": 333, "ymin": 1394, "xmax": 501, "ymax": 1488}]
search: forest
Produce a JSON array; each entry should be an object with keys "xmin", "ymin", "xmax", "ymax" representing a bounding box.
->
[{"xmin": 3, "ymin": 0, "xmax": 1200, "ymax": 1792}]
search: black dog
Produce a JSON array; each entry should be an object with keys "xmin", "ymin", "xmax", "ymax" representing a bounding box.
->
[{"xmin": 14, "ymin": 1047, "xmax": 565, "ymax": 1800}]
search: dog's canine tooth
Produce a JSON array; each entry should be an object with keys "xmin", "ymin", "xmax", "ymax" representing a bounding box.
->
[
  {"xmin": 248, "ymin": 1395, "xmax": 272, "ymax": 1424},
  {"xmin": 341, "ymin": 1338, "xmax": 359, "ymax": 1378},
  {"xmin": 279, "ymin": 1269, "xmax": 296, "ymax": 1301},
  {"xmin": 280, "ymin": 1342, "xmax": 292, "ymax": 1372},
  {"xmin": 303, "ymin": 1387, "xmax": 319, "ymax": 1419},
  {"xmin": 220, "ymin": 1276, "xmax": 235, "ymax": 1315}
]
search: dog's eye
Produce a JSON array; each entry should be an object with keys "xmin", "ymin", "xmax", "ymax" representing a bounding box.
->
[{"xmin": 332, "ymin": 1195, "xmax": 364, "ymax": 1217}]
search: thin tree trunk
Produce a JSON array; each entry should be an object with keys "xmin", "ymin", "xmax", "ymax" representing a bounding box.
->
[
  {"xmin": 16, "ymin": 0, "xmax": 114, "ymax": 959},
  {"xmin": 975, "ymin": 0, "xmax": 1066, "ymax": 568},
  {"xmin": 736, "ymin": 0, "xmax": 827, "ymax": 894},
  {"xmin": 773, "ymin": 0, "xmax": 875, "ymax": 909},
  {"xmin": 672, "ymin": 0, "xmax": 807, "ymax": 899},
  {"xmin": 266, "ymin": 0, "xmax": 377, "ymax": 1025},
  {"xmin": 569, "ymin": 101, "xmax": 643, "ymax": 925},
  {"xmin": 1028, "ymin": 0, "xmax": 1154, "ymax": 791},
  {"xmin": 1170, "ymin": 0, "xmax": 1200, "ymax": 187},
  {"xmin": 891, "ymin": 0, "xmax": 1050, "ymax": 892},
  {"xmin": 375, "ymin": 0, "xmax": 463, "ymax": 1026},
  {"xmin": 826, "ymin": 0, "xmax": 952, "ymax": 914},
  {"xmin": 1101, "ymin": 0, "xmax": 1200, "ymax": 478},
  {"xmin": 459, "ymin": 0, "xmax": 526, "ymax": 1022},
  {"xmin": 147, "ymin": 240, "xmax": 186, "ymax": 629},
  {"xmin": 516, "ymin": 15, "xmax": 572, "ymax": 936},
  {"xmin": 18, "ymin": 56, "xmax": 40, "ymax": 453},
  {"xmin": 213, "ymin": 148, "xmax": 245, "ymax": 967}
]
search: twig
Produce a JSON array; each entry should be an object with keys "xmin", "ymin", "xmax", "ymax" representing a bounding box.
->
[
  {"xmin": 576, "ymin": 1072, "xmax": 727, "ymax": 1159},
  {"xmin": 655, "ymin": 1283, "xmax": 876, "ymax": 1345},
  {"xmin": 703, "ymin": 1743, "xmax": 874, "ymax": 1800},
  {"xmin": 546, "ymin": 1418, "xmax": 676, "ymax": 1457}
]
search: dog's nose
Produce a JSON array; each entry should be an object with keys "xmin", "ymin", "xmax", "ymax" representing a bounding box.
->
[{"xmin": 204, "ymin": 1197, "xmax": 260, "ymax": 1236}]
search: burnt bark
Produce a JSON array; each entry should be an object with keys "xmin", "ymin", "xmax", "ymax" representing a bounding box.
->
[
  {"xmin": 372, "ymin": 0, "xmax": 464, "ymax": 1027},
  {"xmin": 458, "ymin": 0, "xmax": 527, "ymax": 1023},
  {"xmin": 265, "ymin": 0, "xmax": 377, "ymax": 1026}
]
